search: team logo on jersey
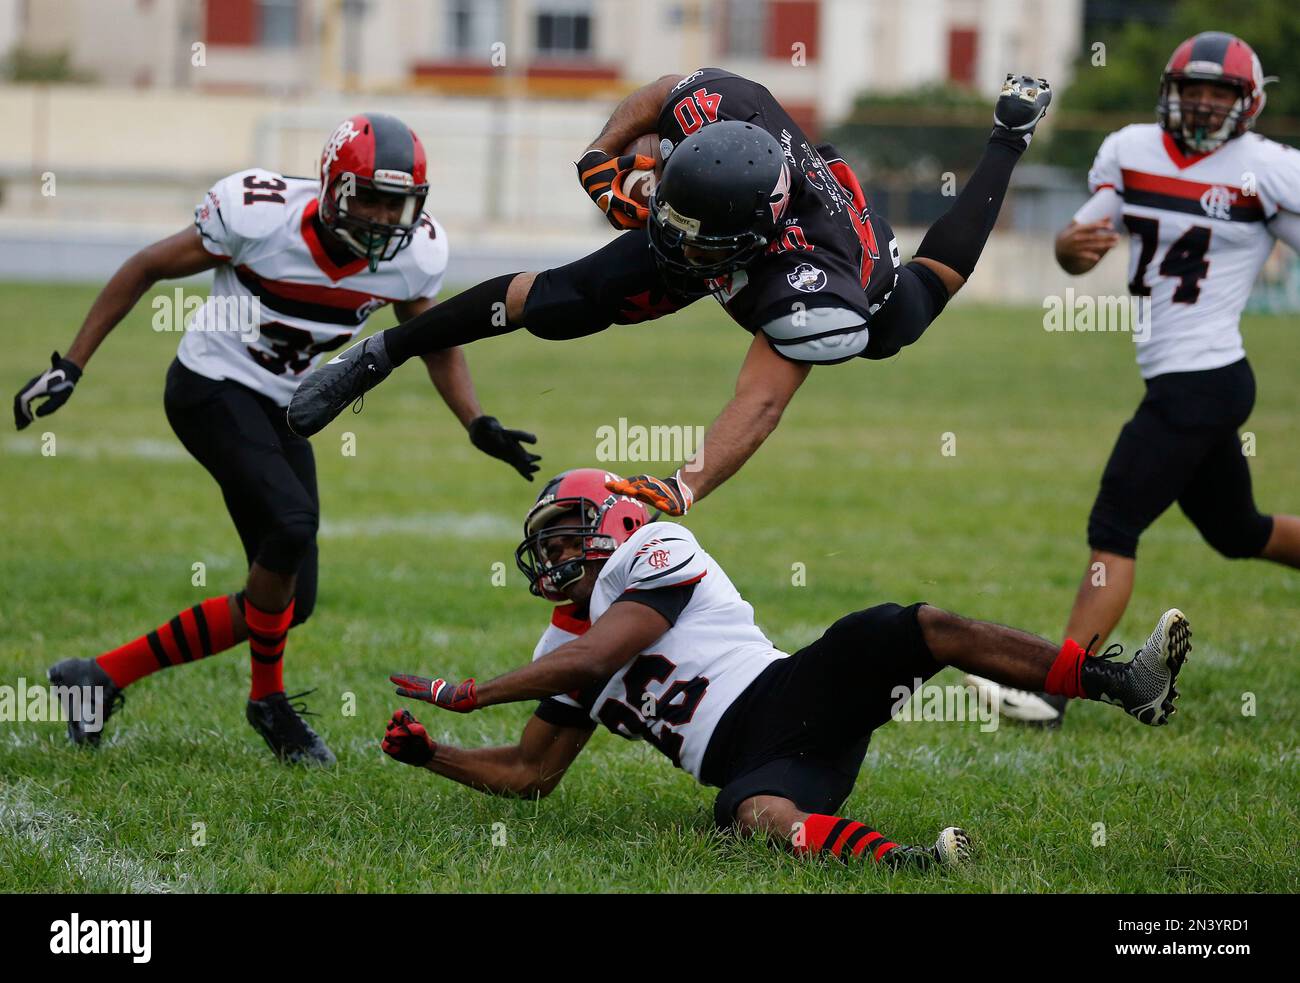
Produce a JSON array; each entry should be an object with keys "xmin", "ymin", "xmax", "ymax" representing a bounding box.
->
[
  {"xmin": 671, "ymin": 70, "xmax": 706, "ymax": 94},
  {"xmin": 799, "ymin": 156, "xmax": 825, "ymax": 192},
  {"xmin": 1199, "ymin": 184, "xmax": 1237, "ymax": 220},
  {"xmin": 321, "ymin": 119, "xmax": 362, "ymax": 177},
  {"xmin": 647, "ymin": 549, "xmax": 671, "ymax": 569},
  {"xmin": 768, "ymin": 162, "xmax": 792, "ymax": 222},
  {"xmin": 354, "ymin": 297, "xmax": 387, "ymax": 321},
  {"xmin": 659, "ymin": 137, "xmax": 675, "ymax": 161},
  {"xmin": 787, "ymin": 263, "xmax": 827, "ymax": 292}
]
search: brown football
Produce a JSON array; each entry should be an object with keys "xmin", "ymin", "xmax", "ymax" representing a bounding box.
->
[{"xmin": 619, "ymin": 133, "xmax": 663, "ymax": 206}]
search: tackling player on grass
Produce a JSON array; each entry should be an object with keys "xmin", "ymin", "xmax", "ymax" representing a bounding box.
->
[
  {"xmin": 288, "ymin": 67, "xmax": 1052, "ymax": 519},
  {"xmin": 380, "ymin": 468, "xmax": 1191, "ymax": 868},
  {"xmin": 14, "ymin": 113, "xmax": 540, "ymax": 763}
]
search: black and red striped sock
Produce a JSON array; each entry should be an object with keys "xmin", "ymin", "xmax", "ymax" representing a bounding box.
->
[
  {"xmin": 793, "ymin": 814, "xmax": 901, "ymax": 864},
  {"xmin": 95, "ymin": 595, "xmax": 238, "ymax": 688},
  {"xmin": 244, "ymin": 595, "xmax": 293, "ymax": 700}
]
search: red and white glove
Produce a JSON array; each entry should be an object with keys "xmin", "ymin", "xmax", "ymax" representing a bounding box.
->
[
  {"xmin": 605, "ymin": 470, "xmax": 695, "ymax": 517},
  {"xmin": 575, "ymin": 148, "xmax": 655, "ymax": 230},
  {"xmin": 381, "ymin": 708, "xmax": 435, "ymax": 766},
  {"xmin": 390, "ymin": 672, "xmax": 479, "ymax": 713}
]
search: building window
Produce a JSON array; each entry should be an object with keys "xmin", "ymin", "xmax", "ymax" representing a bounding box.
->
[
  {"xmin": 720, "ymin": 0, "xmax": 767, "ymax": 58},
  {"xmin": 259, "ymin": 0, "xmax": 299, "ymax": 47},
  {"xmin": 447, "ymin": 0, "xmax": 505, "ymax": 57},
  {"xmin": 947, "ymin": 27, "xmax": 978, "ymax": 87},
  {"xmin": 535, "ymin": 1, "xmax": 593, "ymax": 57}
]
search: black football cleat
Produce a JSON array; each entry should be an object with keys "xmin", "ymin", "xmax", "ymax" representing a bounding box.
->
[
  {"xmin": 47, "ymin": 657, "xmax": 124, "ymax": 747},
  {"xmin": 1083, "ymin": 609, "xmax": 1191, "ymax": 726},
  {"xmin": 246, "ymin": 690, "xmax": 337, "ymax": 765},
  {"xmin": 994, "ymin": 74, "xmax": 1052, "ymax": 143},
  {"xmin": 285, "ymin": 333, "xmax": 393, "ymax": 437},
  {"xmin": 881, "ymin": 826, "xmax": 972, "ymax": 871}
]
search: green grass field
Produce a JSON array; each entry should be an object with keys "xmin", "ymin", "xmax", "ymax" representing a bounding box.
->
[{"xmin": 1, "ymin": 280, "xmax": 1297, "ymax": 893}]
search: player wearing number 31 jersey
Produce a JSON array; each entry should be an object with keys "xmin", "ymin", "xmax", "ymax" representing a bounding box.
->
[
  {"xmin": 381, "ymin": 468, "xmax": 1192, "ymax": 871},
  {"xmin": 16, "ymin": 113, "xmax": 541, "ymax": 764}
]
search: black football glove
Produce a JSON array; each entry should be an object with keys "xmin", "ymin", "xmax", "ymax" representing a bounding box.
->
[
  {"xmin": 14, "ymin": 351, "xmax": 82, "ymax": 430},
  {"xmin": 381, "ymin": 708, "xmax": 436, "ymax": 766},
  {"xmin": 468, "ymin": 415, "xmax": 540, "ymax": 481}
]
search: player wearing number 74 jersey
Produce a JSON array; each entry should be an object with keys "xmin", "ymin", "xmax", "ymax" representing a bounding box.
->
[
  {"xmin": 14, "ymin": 113, "xmax": 541, "ymax": 763},
  {"xmin": 973, "ymin": 32, "xmax": 1300, "ymax": 727},
  {"xmin": 382, "ymin": 469, "xmax": 1192, "ymax": 870}
]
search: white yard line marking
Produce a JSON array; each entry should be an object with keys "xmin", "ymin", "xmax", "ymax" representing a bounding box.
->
[
  {"xmin": 0, "ymin": 780, "xmax": 185, "ymax": 894},
  {"xmin": 318, "ymin": 512, "xmax": 516, "ymax": 540},
  {"xmin": 4, "ymin": 436, "xmax": 189, "ymax": 461}
]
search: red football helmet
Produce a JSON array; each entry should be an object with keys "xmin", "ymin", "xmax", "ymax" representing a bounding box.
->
[
  {"xmin": 515, "ymin": 469, "xmax": 650, "ymax": 601},
  {"xmin": 317, "ymin": 113, "xmax": 429, "ymax": 270},
  {"xmin": 1158, "ymin": 32, "xmax": 1270, "ymax": 153}
]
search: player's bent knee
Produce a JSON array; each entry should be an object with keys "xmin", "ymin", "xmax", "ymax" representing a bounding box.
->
[
  {"xmin": 260, "ymin": 510, "xmax": 319, "ymax": 573},
  {"xmin": 290, "ymin": 588, "xmax": 317, "ymax": 626},
  {"xmin": 734, "ymin": 794, "xmax": 800, "ymax": 836},
  {"xmin": 1199, "ymin": 515, "xmax": 1272, "ymax": 560},
  {"xmin": 914, "ymin": 604, "xmax": 965, "ymax": 662}
]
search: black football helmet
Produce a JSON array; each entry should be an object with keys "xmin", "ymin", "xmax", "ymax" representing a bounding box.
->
[{"xmin": 648, "ymin": 121, "xmax": 791, "ymax": 280}]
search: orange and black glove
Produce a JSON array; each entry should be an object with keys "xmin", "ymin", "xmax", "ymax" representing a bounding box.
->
[
  {"xmin": 381, "ymin": 708, "xmax": 435, "ymax": 766},
  {"xmin": 390, "ymin": 673, "xmax": 479, "ymax": 713},
  {"xmin": 605, "ymin": 470, "xmax": 695, "ymax": 517},
  {"xmin": 575, "ymin": 148, "xmax": 655, "ymax": 230}
]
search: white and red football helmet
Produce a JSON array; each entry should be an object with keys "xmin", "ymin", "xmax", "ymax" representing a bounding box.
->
[
  {"xmin": 1158, "ymin": 32, "xmax": 1271, "ymax": 153},
  {"xmin": 515, "ymin": 469, "xmax": 650, "ymax": 601},
  {"xmin": 317, "ymin": 112, "xmax": 429, "ymax": 269}
]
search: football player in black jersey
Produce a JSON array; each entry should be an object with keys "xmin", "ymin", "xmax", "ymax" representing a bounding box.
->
[{"xmin": 289, "ymin": 69, "xmax": 1051, "ymax": 516}]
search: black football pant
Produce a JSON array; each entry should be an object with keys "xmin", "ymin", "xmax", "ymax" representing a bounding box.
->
[
  {"xmin": 164, "ymin": 359, "xmax": 319, "ymax": 625},
  {"xmin": 702, "ymin": 602, "xmax": 941, "ymax": 828},
  {"xmin": 522, "ymin": 227, "xmax": 949, "ymax": 357},
  {"xmin": 1088, "ymin": 358, "xmax": 1273, "ymax": 559}
]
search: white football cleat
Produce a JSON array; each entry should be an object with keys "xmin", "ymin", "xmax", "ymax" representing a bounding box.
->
[
  {"xmin": 965, "ymin": 674, "xmax": 1065, "ymax": 726},
  {"xmin": 934, "ymin": 826, "xmax": 972, "ymax": 866}
]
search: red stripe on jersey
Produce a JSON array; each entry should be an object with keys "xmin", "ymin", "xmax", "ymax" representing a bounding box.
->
[
  {"xmin": 301, "ymin": 198, "xmax": 371, "ymax": 280},
  {"xmin": 1093, "ymin": 183, "xmax": 1115, "ymax": 192},
  {"xmin": 235, "ymin": 265, "xmax": 398, "ymax": 310},
  {"xmin": 551, "ymin": 603, "xmax": 591, "ymax": 636},
  {"xmin": 1120, "ymin": 168, "xmax": 1263, "ymax": 214}
]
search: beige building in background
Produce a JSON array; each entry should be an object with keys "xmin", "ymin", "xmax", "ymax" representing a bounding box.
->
[{"xmin": 0, "ymin": 0, "xmax": 1089, "ymax": 297}]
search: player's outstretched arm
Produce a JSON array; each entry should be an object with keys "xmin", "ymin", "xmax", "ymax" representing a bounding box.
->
[
  {"xmin": 14, "ymin": 226, "xmax": 221, "ymax": 429},
  {"xmin": 610, "ymin": 333, "xmax": 811, "ymax": 514},
  {"xmin": 381, "ymin": 708, "xmax": 592, "ymax": 798},
  {"xmin": 398, "ymin": 298, "xmax": 542, "ymax": 481},
  {"xmin": 389, "ymin": 601, "xmax": 669, "ymax": 713},
  {"xmin": 67, "ymin": 226, "xmax": 221, "ymax": 369}
]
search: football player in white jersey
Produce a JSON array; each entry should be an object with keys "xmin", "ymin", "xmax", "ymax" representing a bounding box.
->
[
  {"xmin": 15, "ymin": 113, "xmax": 540, "ymax": 763},
  {"xmin": 972, "ymin": 32, "xmax": 1300, "ymax": 727},
  {"xmin": 381, "ymin": 468, "xmax": 1191, "ymax": 869}
]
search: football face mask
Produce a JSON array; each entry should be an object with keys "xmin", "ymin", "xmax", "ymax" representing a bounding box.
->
[
  {"xmin": 514, "ymin": 469, "xmax": 649, "ymax": 601},
  {"xmin": 317, "ymin": 113, "xmax": 430, "ymax": 271},
  {"xmin": 1157, "ymin": 32, "xmax": 1269, "ymax": 154}
]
